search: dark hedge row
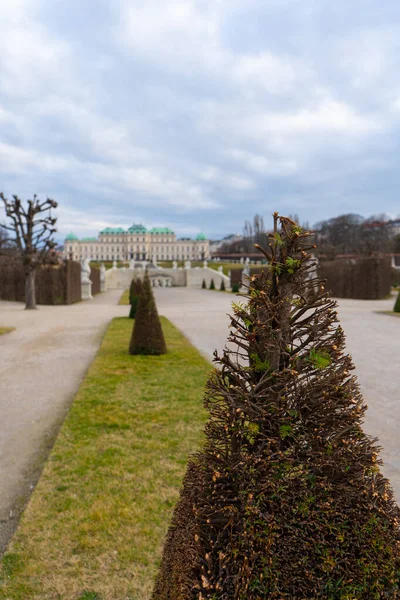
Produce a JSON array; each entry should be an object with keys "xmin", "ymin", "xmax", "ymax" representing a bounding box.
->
[
  {"xmin": 0, "ymin": 259, "xmax": 82, "ymax": 304},
  {"xmin": 231, "ymin": 257, "xmax": 392, "ymax": 300}
]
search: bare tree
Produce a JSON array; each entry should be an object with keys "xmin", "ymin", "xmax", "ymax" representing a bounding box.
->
[
  {"xmin": 242, "ymin": 220, "xmax": 253, "ymax": 240},
  {"xmin": 252, "ymin": 213, "xmax": 265, "ymax": 246},
  {"xmin": 0, "ymin": 193, "xmax": 58, "ymax": 309}
]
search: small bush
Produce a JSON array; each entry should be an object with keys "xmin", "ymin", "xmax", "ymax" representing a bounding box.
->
[
  {"xmin": 220, "ymin": 279, "xmax": 225, "ymax": 291},
  {"xmin": 394, "ymin": 290, "xmax": 400, "ymax": 313},
  {"xmin": 209, "ymin": 278, "xmax": 215, "ymax": 290},
  {"xmin": 232, "ymin": 283, "xmax": 239, "ymax": 293},
  {"xmin": 202, "ymin": 279, "xmax": 206, "ymax": 289},
  {"xmin": 129, "ymin": 271, "xmax": 166, "ymax": 355}
]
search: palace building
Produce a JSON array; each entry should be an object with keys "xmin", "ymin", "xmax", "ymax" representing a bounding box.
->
[{"xmin": 63, "ymin": 224, "xmax": 210, "ymax": 262}]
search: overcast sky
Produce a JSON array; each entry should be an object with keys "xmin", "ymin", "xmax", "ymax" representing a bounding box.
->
[{"xmin": 1, "ymin": 0, "xmax": 400, "ymax": 241}]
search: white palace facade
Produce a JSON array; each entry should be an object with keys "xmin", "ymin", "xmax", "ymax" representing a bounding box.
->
[{"xmin": 63, "ymin": 224, "xmax": 210, "ymax": 262}]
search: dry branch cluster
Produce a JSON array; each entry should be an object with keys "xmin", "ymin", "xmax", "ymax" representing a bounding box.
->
[{"xmin": 152, "ymin": 214, "xmax": 400, "ymax": 600}]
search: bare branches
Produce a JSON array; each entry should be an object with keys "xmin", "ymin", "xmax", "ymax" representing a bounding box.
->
[
  {"xmin": 0, "ymin": 193, "xmax": 58, "ymax": 267},
  {"xmin": 0, "ymin": 193, "xmax": 58, "ymax": 309}
]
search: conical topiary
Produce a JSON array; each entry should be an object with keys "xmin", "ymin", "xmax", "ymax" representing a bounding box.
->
[
  {"xmin": 202, "ymin": 279, "xmax": 206, "ymax": 289},
  {"xmin": 129, "ymin": 278, "xmax": 142, "ymax": 319},
  {"xmin": 394, "ymin": 290, "xmax": 400, "ymax": 313},
  {"xmin": 129, "ymin": 277, "xmax": 136, "ymax": 305},
  {"xmin": 209, "ymin": 278, "xmax": 215, "ymax": 290},
  {"xmin": 231, "ymin": 282, "xmax": 240, "ymax": 293},
  {"xmin": 152, "ymin": 213, "xmax": 400, "ymax": 600},
  {"xmin": 220, "ymin": 279, "xmax": 225, "ymax": 291},
  {"xmin": 129, "ymin": 271, "xmax": 166, "ymax": 355}
]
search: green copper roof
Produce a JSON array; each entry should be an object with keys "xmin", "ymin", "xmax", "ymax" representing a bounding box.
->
[
  {"xmin": 98, "ymin": 225, "xmax": 175, "ymax": 235},
  {"xmin": 99, "ymin": 227, "xmax": 127, "ymax": 234},
  {"xmin": 128, "ymin": 223, "xmax": 147, "ymax": 233},
  {"xmin": 80, "ymin": 237, "xmax": 98, "ymax": 242},
  {"xmin": 196, "ymin": 232, "xmax": 207, "ymax": 241},
  {"xmin": 65, "ymin": 232, "xmax": 79, "ymax": 241},
  {"xmin": 149, "ymin": 227, "xmax": 175, "ymax": 234}
]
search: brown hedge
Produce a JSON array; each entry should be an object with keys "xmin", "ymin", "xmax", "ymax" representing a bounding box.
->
[
  {"xmin": 90, "ymin": 266, "xmax": 101, "ymax": 295},
  {"xmin": 152, "ymin": 215, "xmax": 400, "ymax": 600},
  {"xmin": 232, "ymin": 258, "xmax": 391, "ymax": 300},
  {"xmin": 0, "ymin": 259, "xmax": 81, "ymax": 304},
  {"xmin": 319, "ymin": 256, "xmax": 391, "ymax": 299}
]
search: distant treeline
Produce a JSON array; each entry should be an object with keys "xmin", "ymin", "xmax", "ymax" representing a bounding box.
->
[{"xmin": 218, "ymin": 212, "xmax": 400, "ymax": 257}]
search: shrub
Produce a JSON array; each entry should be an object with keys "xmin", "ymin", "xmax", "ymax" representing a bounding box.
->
[
  {"xmin": 128, "ymin": 277, "xmax": 136, "ymax": 305},
  {"xmin": 220, "ymin": 279, "xmax": 225, "ymax": 291},
  {"xmin": 231, "ymin": 282, "xmax": 239, "ymax": 293},
  {"xmin": 209, "ymin": 278, "xmax": 215, "ymax": 290},
  {"xmin": 128, "ymin": 278, "xmax": 142, "ymax": 319},
  {"xmin": 202, "ymin": 279, "xmax": 206, "ymax": 289},
  {"xmin": 129, "ymin": 272, "xmax": 166, "ymax": 355},
  {"xmin": 152, "ymin": 213, "xmax": 400, "ymax": 600},
  {"xmin": 394, "ymin": 290, "xmax": 400, "ymax": 313}
]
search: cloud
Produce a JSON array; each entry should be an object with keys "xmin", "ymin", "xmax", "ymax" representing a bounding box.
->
[
  {"xmin": 116, "ymin": 0, "xmax": 226, "ymax": 73},
  {"xmin": 225, "ymin": 149, "xmax": 298, "ymax": 176},
  {"xmin": 240, "ymin": 99, "xmax": 384, "ymax": 140},
  {"xmin": 200, "ymin": 166, "xmax": 255, "ymax": 190},
  {"xmin": 231, "ymin": 52, "xmax": 308, "ymax": 94}
]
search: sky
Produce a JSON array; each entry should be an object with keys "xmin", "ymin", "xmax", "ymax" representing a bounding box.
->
[{"xmin": 1, "ymin": 0, "xmax": 400, "ymax": 242}]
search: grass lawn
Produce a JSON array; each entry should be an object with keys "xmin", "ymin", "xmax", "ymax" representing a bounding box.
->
[
  {"xmin": 0, "ymin": 317, "xmax": 210, "ymax": 600},
  {"xmin": 119, "ymin": 289, "xmax": 130, "ymax": 306},
  {"xmin": 158, "ymin": 260, "xmax": 244, "ymax": 275},
  {"xmin": 0, "ymin": 327, "xmax": 15, "ymax": 336}
]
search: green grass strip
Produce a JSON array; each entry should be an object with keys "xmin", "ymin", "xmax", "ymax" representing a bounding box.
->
[
  {"xmin": 119, "ymin": 289, "xmax": 130, "ymax": 306},
  {"xmin": 0, "ymin": 317, "xmax": 210, "ymax": 600},
  {"xmin": 0, "ymin": 327, "xmax": 15, "ymax": 336}
]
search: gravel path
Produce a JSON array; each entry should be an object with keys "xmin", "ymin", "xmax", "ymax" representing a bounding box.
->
[
  {"xmin": 0, "ymin": 291, "xmax": 127, "ymax": 553},
  {"xmin": 155, "ymin": 288, "xmax": 400, "ymax": 501}
]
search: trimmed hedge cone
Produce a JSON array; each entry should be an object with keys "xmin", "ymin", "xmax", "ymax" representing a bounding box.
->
[
  {"xmin": 129, "ymin": 271, "xmax": 166, "ymax": 355},
  {"xmin": 220, "ymin": 279, "xmax": 225, "ymax": 291},
  {"xmin": 202, "ymin": 279, "xmax": 206, "ymax": 289},
  {"xmin": 128, "ymin": 277, "xmax": 142, "ymax": 319},
  {"xmin": 231, "ymin": 282, "xmax": 240, "ymax": 293},
  {"xmin": 152, "ymin": 213, "xmax": 400, "ymax": 600},
  {"xmin": 394, "ymin": 290, "xmax": 400, "ymax": 313},
  {"xmin": 209, "ymin": 278, "xmax": 215, "ymax": 290}
]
